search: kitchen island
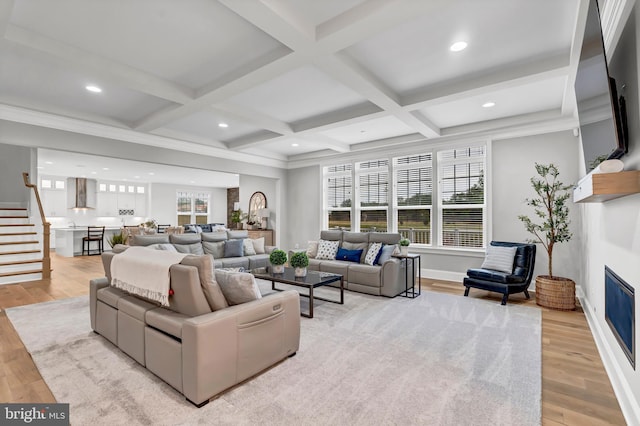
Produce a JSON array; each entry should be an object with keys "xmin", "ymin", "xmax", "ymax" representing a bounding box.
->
[{"xmin": 54, "ymin": 227, "xmax": 122, "ymax": 257}]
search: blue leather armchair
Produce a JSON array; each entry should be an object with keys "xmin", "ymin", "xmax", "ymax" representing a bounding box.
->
[{"xmin": 463, "ymin": 241, "xmax": 536, "ymax": 305}]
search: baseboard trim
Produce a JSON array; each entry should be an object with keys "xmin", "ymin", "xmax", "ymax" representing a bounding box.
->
[
  {"xmin": 422, "ymin": 268, "xmax": 466, "ymax": 283},
  {"xmin": 579, "ymin": 294, "xmax": 640, "ymax": 425}
]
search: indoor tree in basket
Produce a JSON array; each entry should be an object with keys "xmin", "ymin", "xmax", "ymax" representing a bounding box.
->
[
  {"xmin": 269, "ymin": 249, "xmax": 287, "ymax": 274},
  {"xmin": 289, "ymin": 251, "xmax": 310, "ymax": 277},
  {"xmin": 517, "ymin": 163, "xmax": 576, "ymax": 310}
]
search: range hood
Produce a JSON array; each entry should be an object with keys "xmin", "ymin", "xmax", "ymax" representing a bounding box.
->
[{"xmin": 67, "ymin": 178, "xmax": 97, "ymax": 209}]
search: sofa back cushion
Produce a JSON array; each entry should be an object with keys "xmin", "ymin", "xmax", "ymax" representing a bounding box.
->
[
  {"xmin": 341, "ymin": 241, "xmax": 368, "ymax": 263},
  {"xmin": 369, "ymin": 232, "xmax": 401, "ymax": 245},
  {"xmin": 180, "ymin": 255, "xmax": 228, "ymax": 311},
  {"xmin": 227, "ymin": 230, "xmax": 249, "ymax": 239},
  {"xmin": 130, "ymin": 234, "xmax": 171, "ymax": 246},
  {"xmin": 342, "ymin": 232, "xmax": 369, "ymax": 244},
  {"xmin": 320, "ymin": 229, "xmax": 342, "ymax": 242},
  {"xmin": 169, "ymin": 234, "xmax": 201, "ymax": 245},
  {"xmin": 174, "ymin": 243, "xmax": 205, "ymax": 255},
  {"xmin": 203, "ymin": 241, "xmax": 225, "ymax": 258},
  {"xmin": 201, "ymin": 232, "xmax": 228, "ymax": 242}
]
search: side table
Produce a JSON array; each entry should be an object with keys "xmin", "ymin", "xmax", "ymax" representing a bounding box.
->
[{"xmin": 392, "ymin": 253, "xmax": 421, "ymax": 298}]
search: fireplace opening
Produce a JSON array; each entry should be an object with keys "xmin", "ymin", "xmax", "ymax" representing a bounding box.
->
[{"xmin": 605, "ymin": 266, "xmax": 635, "ymax": 369}]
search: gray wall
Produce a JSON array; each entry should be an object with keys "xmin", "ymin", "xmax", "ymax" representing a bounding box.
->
[
  {"xmin": 239, "ymin": 174, "xmax": 280, "ymax": 244},
  {"xmin": 577, "ymin": 6, "xmax": 640, "ymax": 420},
  {"xmin": 285, "ymin": 165, "xmax": 321, "ymax": 250},
  {"xmin": 0, "ymin": 143, "xmax": 31, "ymax": 204}
]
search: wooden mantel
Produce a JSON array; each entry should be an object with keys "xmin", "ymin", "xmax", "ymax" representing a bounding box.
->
[{"xmin": 573, "ymin": 170, "xmax": 640, "ymax": 203}]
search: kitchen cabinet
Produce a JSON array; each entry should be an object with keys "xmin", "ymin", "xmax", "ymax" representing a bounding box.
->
[{"xmin": 43, "ymin": 189, "xmax": 67, "ymax": 217}]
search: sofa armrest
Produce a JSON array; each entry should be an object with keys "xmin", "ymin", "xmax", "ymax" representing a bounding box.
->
[
  {"xmin": 265, "ymin": 245, "xmax": 277, "ymax": 254},
  {"xmin": 380, "ymin": 258, "xmax": 404, "ymax": 297},
  {"xmin": 89, "ymin": 277, "xmax": 109, "ymax": 330},
  {"xmin": 181, "ymin": 290, "xmax": 300, "ymax": 405}
]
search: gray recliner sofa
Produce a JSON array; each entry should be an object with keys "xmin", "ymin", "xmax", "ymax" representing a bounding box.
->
[
  {"xmin": 90, "ymin": 251, "xmax": 300, "ymax": 407},
  {"xmin": 305, "ymin": 230, "xmax": 406, "ymax": 297}
]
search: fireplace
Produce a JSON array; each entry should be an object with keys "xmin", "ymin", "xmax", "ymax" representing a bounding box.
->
[{"xmin": 605, "ymin": 266, "xmax": 635, "ymax": 369}]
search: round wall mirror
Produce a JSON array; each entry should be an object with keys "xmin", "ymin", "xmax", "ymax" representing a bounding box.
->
[{"xmin": 248, "ymin": 191, "xmax": 267, "ymax": 223}]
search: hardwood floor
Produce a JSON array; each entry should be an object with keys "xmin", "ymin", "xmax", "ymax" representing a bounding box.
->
[{"xmin": 0, "ymin": 253, "xmax": 627, "ymax": 425}]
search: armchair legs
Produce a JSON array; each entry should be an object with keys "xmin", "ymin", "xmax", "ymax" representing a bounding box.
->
[
  {"xmin": 464, "ymin": 285, "xmax": 530, "ymax": 305},
  {"xmin": 464, "ymin": 287, "xmax": 470, "ymax": 297}
]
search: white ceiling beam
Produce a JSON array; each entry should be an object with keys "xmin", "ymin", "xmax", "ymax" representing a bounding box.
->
[
  {"xmin": 298, "ymin": 134, "xmax": 351, "ymax": 153},
  {"xmin": 227, "ymin": 130, "xmax": 350, "ymax": 153},
  {"xmin": 211, "ymin": 102, "xmax": 293, "ymax": 135},
  {"xmin": 149, "ymin": 128, "xmax": 227, "ymax": 150},
  {"xmin": 402, "ymin": 54, "xmax": 570, "ymax": 110},
  {"xmin": 601, "ymin": 0, "xmax": 636, "ymax": 57},
  {"xmin": 134, "ymin": 52, "xmax": 307, "ymax": 132},
  {"xmin": 291, "ymin": 103, "xmax": 383, "ymax": 133},
  {"xmin": 0, "ymin": 0, "xmax": 14, "ymax": 37},
  {"xmin": 4, "ymin": 24, "xmax": 194, "ymax": 105}
]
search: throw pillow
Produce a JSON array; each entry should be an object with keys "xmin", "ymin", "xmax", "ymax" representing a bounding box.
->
[
  {"xmin": 224, "ymin": 239, "xmax": 244, "ymax": 258},
  {"xmin": 214, "ymin": 270, "xmax": 262, "ymax": 305},
  {"xmin": 243, "ymin": 238, "xmax": 257, "ymax": 256},
  {"xmin": 180, "ymin": 255, "xmax": 228, "ymax": 311},
  {"xmin": 377, "ymin": 244, "xmax": 398, "ymax": 265},
  {"xmin": 173, "ymin": 242, "xmax": 204, "ymax": 255},
  {"xmin": 335, "ymin": 247, "xmax": 363, "ymax": 263},
  {"xmin": 202, "ymin": 241, "xmax": 225, "ymax": 259},
  {"xmin": 481, "ymin": 245, "xmax": 517, "ymax": 273},
  {"xmin": 316, "ymin": 239, "xmax": 340, "ymax": 260},
  {"xmin": 306, "ymin": 241, "xmax": 319, "ymax": 258},
  {"xmin": 252, "ymin": 237, "xmax": 266, "ymax": 254},
  {"xmin": 341, "ymin": 241, "xmax": 368, "ymax": 263},
  {"xmin": 365, "ymin": 242, "xmax": 383, "ymax": 265}
]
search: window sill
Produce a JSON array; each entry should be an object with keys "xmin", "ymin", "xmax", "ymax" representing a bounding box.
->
[{"xmin": 408, "ymin": 245, "xmax": 485, "ymax": 258}]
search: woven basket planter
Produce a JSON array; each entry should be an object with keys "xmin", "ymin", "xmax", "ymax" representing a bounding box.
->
[{"xmin": 535, "ymin": 276, "xmax": 576, "ymax": 310}]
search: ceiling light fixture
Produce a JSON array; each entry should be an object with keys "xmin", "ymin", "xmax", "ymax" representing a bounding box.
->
[
  {"xmin": 85, "ymin": 85, "xmax": 102, "ymax": 93},
  {"xmin": 292, "ymin": 143, "xmax": 299, "ymax": 147},
  {"xmin": 103, "ymin": 167, "xmax": 109, "ymax": 171},
  {"xmin": 148, "ymin": 172, "xmax": 155, "ymax": 175},
  {"xmin": 450, "ymin": 41, "xmax": 468, "ymax": 52},
  {"xmin": 482, "ymin": 101, "xmax": 496, "ymax": 108},
  {"xmin": 218, "ymin": 123, "xmax": 229, "ymax": 128},
  {"xmin": 45, "ymin": 161, "xmax": 53, "ymax": 165}
]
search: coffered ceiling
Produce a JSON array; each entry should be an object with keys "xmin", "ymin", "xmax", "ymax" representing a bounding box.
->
[{"xmin": 0, "ymin": 0, "xmax": 585, "ymax": 166}]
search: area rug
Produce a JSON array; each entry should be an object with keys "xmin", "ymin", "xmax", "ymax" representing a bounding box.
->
[{"xmin": 6, "ymin": 284, "xmax": 541, "ymax": 426}]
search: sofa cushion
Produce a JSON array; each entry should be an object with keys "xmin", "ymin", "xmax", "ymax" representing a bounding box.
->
[
  {"xmin": 97, "ymin": 286, "xmax": 127, "ymax": 308},
  {"xmin": 342, "ymin": 232, "xmax": 369, "ymax": 244},
  {"xmin": 248, "ymin": 254, "xmax": 270, "ymax": 270},
  {"xmin": 341, "ymin": 241, "xmax": 368, "ymax": 263},
  {"xmin": 335, "ymin": 247, "xmax": 363, "ymax": 263},
  {"xmin": 320, "ymin": 229, "xmax": 342, "ymax": 242},
  {"xmin": 227, "ymin": 230, "xmax": 249, "ymax": 239},
  {"xmin": 481, "ymin": 245, "xmax": 517, "ymax": 273},
  {"xmin": 118, "ymin": 295, "xmax": 157, "ymax": 321},
  {"xmin": 466, "ymin": 268, "xmax": 525, "ymax": 284},
  {"xmin": 369, "ymin": 232, "xmax": 401, "ymax": 245},
  {"xmin": 214, "ymin": 270, "xmax": 262, "ymax": 305},
  {"xmin": 316, "ymin": 239, "xmax": 340, "ymax": 260},
  {"xmin": 201, "ymin": 232, "xmax": 228, "ymax": 242},
  {"xmin": 224, "ymin": 239, "xmax": 244, "ymax": 257},
  {"xmin": 202, "ymin": 241, "xmax": 225, "ymax": 258},
  {"xmin": 348, "ymin": 264, "xmax": 382, "ymax": 287},
  {"xmin": 365, "ymin": 242, "xmax": 383, "ymax": 266},
  {"xmin": 130, "ymin": 234, "xmax": 171, "ymax": 246},
  {"xmin": 180, "ymin": 255, "xmax": 228, "ymax": 311},
  {"xmin": 145, "ymin": 308, "xmax": 188, "ymax": 339},
  {"xmin": 174, "ymin": 243, "xmax": 205, "ymax": 255},
  {"xmin": 220, "ymin": 257, "xmax": 250, "ymax": 270},
  {"xmin": 252, "ymin": 237, "xmax": 266, "ymax": 254},
  {"xmin": 243, "ymin": 238, "xmax": 257, "ymax": 255},
  {"xmin": 318, "ymin": 260, "xmax": 350, "ymax": 281},
  {"xmin": 170, "ymin": 234, "xmax": 202, "ymax": 245},
  {"xmin": 308, "ymin": 258, "xmax": 321, "ymax": 270}
]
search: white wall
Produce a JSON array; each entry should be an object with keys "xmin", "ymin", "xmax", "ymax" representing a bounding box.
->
[
  {"xmin": 578, "ymin": 6, "xmax": 640, "ymax": 423},
  {"xmin": 0, "ymin": 142, "xmax": 31, "ymax": 204},
  {"xmin": 150, "ymin": 183, "xmax": 227, "ymax": 226},
  {"xmin": 238, "ymin": 174, "xmax": 280, "ymax": 243},
  {"xmin": 285, "ymin": 165, "xmax": 321, "ymax": 249}
]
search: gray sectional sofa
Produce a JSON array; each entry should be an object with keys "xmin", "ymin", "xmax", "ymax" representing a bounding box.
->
[
  {"xmin": 128, "ymin": 229, "xmax": 274, "ymax": 270},
  {"xmin": 91, "ymin": 251, "xmax": 300, "ymax": 407},
  {"xmin": 304, "ymin": 230, "xmax": 406, "ymax": 297}
]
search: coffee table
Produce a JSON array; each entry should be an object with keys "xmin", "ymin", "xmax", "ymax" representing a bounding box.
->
[{"xmin": 252, "ymin": 267, "xmax": 344, "ymax": 318}]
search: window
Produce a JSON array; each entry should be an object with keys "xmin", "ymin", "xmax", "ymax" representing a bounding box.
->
[
  {"xmin": 323, "ymin": 143, "xmax": 486, "ymax": 249},
  {"xmin": 176, "ymin": 191, "xmax": 210, "ymax": 226},
  {"xmin": 54, "ymin": 180, "xmax": 65, "ymax": 189},
  {"xmin": 357, "ymin": 159, "xmax": 388, "ymax": 232},
  {"xmin": 136, "ymin": 186, "xmax": 145, "ymax": 194},
  {"xmin": 99, "ymin": 183, "xmax": 107, "ymax": 192},
  {"xmin": 438, "ymin": 147, "xmax": 485, "ymax": 248},
  {"xmin": 325, "ymin": 164, "xmax": 352, "ymax": 230},
  {"xmin": 395, "ymin": 154, "xmax": 432, "ymax": 244},
  {"xmin": 41, "ymin": 179, "xmax": 52, "ymax": 189}
]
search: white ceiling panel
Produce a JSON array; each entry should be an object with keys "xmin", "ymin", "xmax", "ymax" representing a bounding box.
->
[
  {"xmin": 162, "ymin": 111, "xmax": 262, "ymax": 142},
  {"xmin": 229, "ymin": 65, "xmax": 369, "ymax": 123},
  {"xmin": 275, "ymin": 0, "xmax": 367, "ymax": 27},
  {"xmin": 419, "ymin": 76, "xmax": 568, "ymax": 129},
  {"xmin": 320, "ymin": 115, "xmax": 415, "ymax": 144}
]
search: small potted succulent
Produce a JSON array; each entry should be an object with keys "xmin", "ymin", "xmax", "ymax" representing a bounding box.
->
[
  {"xmin": 399, "ymin": 238, "xmax": 410, "ymax": 256},
  {"xmin": 289, "ymin": 251, "xmax": 310, "ymax": 277},
  {"xmin": 269, "ymin": 249, "xmax": 287, "ymax": 274}
]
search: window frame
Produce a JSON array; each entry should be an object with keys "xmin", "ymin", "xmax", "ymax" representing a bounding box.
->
[{"xmin": 176, "ymin": 191, "xmax": 210, "ymax": 226}]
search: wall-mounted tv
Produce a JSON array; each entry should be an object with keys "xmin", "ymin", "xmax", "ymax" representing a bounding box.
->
[{"xmin": 574, "ymin": 0, "xmax": 628, "ymax": 172}]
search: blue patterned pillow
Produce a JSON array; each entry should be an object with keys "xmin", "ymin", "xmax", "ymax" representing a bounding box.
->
[{"xmin": 335, "ymin": 247, "xmax": 363, "ymax": 263}]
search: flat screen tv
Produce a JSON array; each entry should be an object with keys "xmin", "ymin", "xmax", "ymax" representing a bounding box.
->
[{"xmin": 574, "ymin": 0, "xmax": 628, "ymax": 172}]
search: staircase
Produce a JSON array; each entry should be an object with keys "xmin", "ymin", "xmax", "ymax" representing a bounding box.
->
[{"xmin": 0, "ymin": 207, "xmax": 44, "ymax": 284}]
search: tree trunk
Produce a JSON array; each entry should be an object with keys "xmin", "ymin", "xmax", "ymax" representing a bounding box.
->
[{"xmin": 547, "ymin": 242, "xmax": 554, "ymax": 277}]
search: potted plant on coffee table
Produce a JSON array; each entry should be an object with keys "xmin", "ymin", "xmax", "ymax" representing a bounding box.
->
[
  {"xmin": 289, "ymin": 251, "xmax": 310, "ymax": 277},
  {"xmin": 518, "ymin": 163, "xmax": 575, "ymax": 310},
  {"xmin": 269, "ymin": 249, "xmax": 287, "ymax": 274}
]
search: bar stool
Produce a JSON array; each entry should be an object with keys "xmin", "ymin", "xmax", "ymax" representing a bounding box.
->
[{"xmin": 83, "ymin": 226, "xmax": 105, "ymax": 255}]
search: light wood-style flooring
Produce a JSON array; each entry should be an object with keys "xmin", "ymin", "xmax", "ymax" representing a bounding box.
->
[{"xmin": 0, "ymin": 253, "xmax": 627, "ymax": 425}]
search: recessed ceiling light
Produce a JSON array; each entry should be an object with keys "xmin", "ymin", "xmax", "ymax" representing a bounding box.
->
[
  {"xmin": 91, "ymin": 171, "xmax": 97, "ymax": 174},
  {"xmin": 482, "ymin": 101, "xmax": 496, "ymax": 108},
  {"xmin": 122, "ymin": 178, "xmax": 127, "ymax": 181},
  {"xmin": 85, "ymin": 85, "xmax": 102, "ymax": 93},
  {"xmin": 37, "ymin": 166, "xmax": 44, "ymax": 169},
  {"xmin": 450, "ymin": 41, "xmax": 468, "ymax": 52},
  {"xmin": 103, "ymin": 167, "xmax": 109, "ymax": 171},
  {"xmin": 218, "ymin": 123, "xmax": 228, "ymax": 128},
  {"xmin": 189, "ymin": 180, "xmax": 195, "ymax": 184},
  {"xmin": 134, "ymin": 176, "xmax": 140, "ymax": 179},
  {"xmin": 45, "ymin": 161, "xmax": 53, "ymax": 165},
  {"xmin": 292, "ymin": 143, "xmax": 299, "ymax": 147},
  {"xmin": 148, "ymin": 172, "xmax": 155, "ymax": 176}
]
